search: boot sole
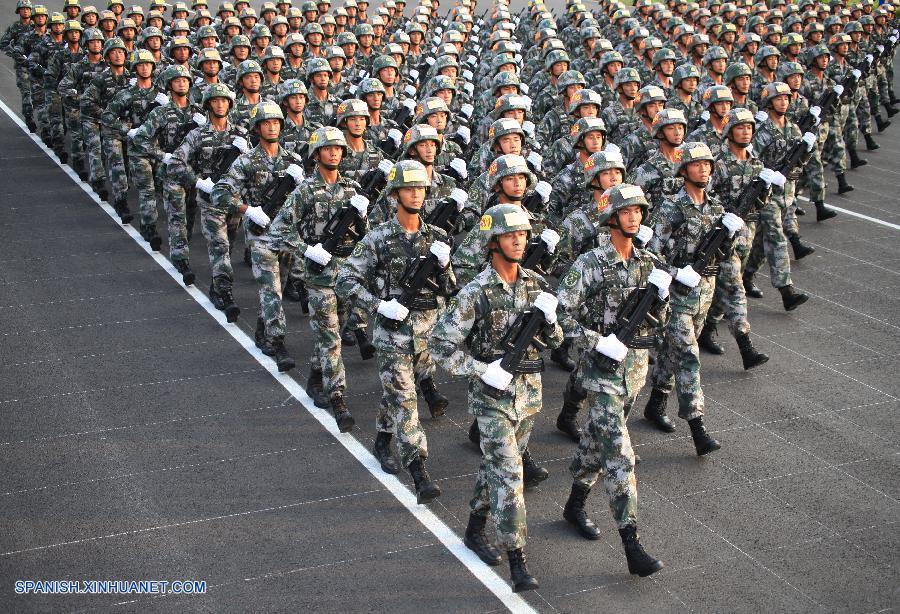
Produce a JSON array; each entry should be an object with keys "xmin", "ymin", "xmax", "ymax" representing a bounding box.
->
[
  {"xmin": 513, "ymin": 580, "xmax": 539, "ymax": 593},
  {"xmin": 463, "ymin": 538, "xmax": 502, "ymax": 566},
  {"xmin": 742, "ymin": 355, "xmax": 770, "ymax": 370},
  {"xmin": 224, "ymin": 305, "xmax": 241, "ymax": 323},
  {"xmin": 416, "ymin": 487, "xmax": 441, "ymax": 504},
  {"xmin": 696, "ymin": 442, "xmax": 722, "ymax": 456},
  {"xmin": 783, "ymin": 295, "xmax": 809, "ymax": 311},
  {"xmin": 631, "ymin": 560, "xmax": 664, "ymax": 577}
]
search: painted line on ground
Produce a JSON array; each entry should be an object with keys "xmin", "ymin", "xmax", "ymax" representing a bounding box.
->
[
  {"xmin": 0, "ymin": 98, "xmax": 537, "ymax": 614},
  {"xmin": 797, "ymin": 195, "xmax": 900, "ymax": 231}
]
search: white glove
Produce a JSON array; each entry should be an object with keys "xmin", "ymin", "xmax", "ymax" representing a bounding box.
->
[
  {"xmin": 449, "ymin": 187, "xmax": 468, "ymax": 209},
  {"xmin": 809, "ymin": 105, "xmax": 821, "ymax": 126},
  {"xmin": 409, "ymin": 69, "xmax": 419, "ymax": 81},
  {"xmin": 429, "ymin": 240, "xmax": 452, "ymax": 267},
  {"xmin": 802, "ymin": 131, "xmax": 817, "ymax": 151},
  {"xmin": 232, "ymin": 136, "xmax": 250, "ymax": 153},
  {"xmin": 377, "ymin": 158, "xmax": 393, "ymax": 175},
  {"xmin": 721, "ymin": 212, "xmax": 744, "ymax": 236},
  {"xmin": 65, "ymin": 88, "xmax": 78, "ymax": 97},
  {"xmin": 350, "ymin": 194, "xmax": 369, "ymax": 217},
  {"xmin": 162, "ymin": 153, "xmax": 174, "ymax": 165},
  {"xmin": 701, "ymin": 109, "xmax": 710, "ymax": 121},
  {"xmin": 595, "ymin": 333, "xmax": 628, "ymax": 362},
  {"xmin": 636, "ymin": 224, "xmax": 653, "ymax": 245},
  {"xmin": 244, "ymin": 205, "xmax": 270, "ymax": 227},
  {"xmin": 833, "ymin": 84, "xmax": 844, "ymax": 96},
  {"xmin": 480, "ymin": 359, "xmax": 513, "ymax": 391},
  {"xmin": 471, "ymin": 24, "xmax": 480, "ymax": 34},
  {"xmin": 403, "ymin": 84, "xmax": 417, "ymax": 98},
  {"xmin": 305, "ymin": 242, "xmax": 332, "ymax": 266},
  {"xmin": 522, "ymin": 120, "xmax": 535, "ymax": 137},
  {"xmin": 154, "ymin": 92, "xmax": 169, "ymax": 106},
  {"xmin": 754, "ymin": 110, "xmax": 768, "ymax": 123},
  {"xmin": 348, "ymin": 84, "xmax": 358, "ymax": 96},
  {"xmin": 461, "ymin": 69, "xmax": 473, "ymax": 82},
  {"xmin": 127, "ymin": 128, "xmax": 139, "ymax": 139},
  {"xmin": 425, "ymin": 56, "xmax": 435, "ymax": 66},
  {"xmin": 463, "ymin": 82, "xmax": 474, "ymax": 96},
  {"xmin": 648, "ymin": 268, "xmax": 672, "ymax": 299},
  {"xmin": 877, "ymin": 44, "xmax": 885, "ymax": 54},
  {"xmin": 285, "ymin": 163, "xmax": 304, "ymax": 182},
  {"xmin": 192, "ymin": 112, "xmax": 207, "ymax": 126},
  {"xmin": 466, "ymin": 55, "xmax": 477, "ymax": 67},
  {"xmin": 867, "ymin": 54, "xmax": 875, "ymax": 64},
  {"xmin": 533, "ymin": 291, "xmax": 558, "ymax": 325},
  {"xmin": 527, "ymin": 150, "xmax": 543, "ymax": 172},
  {"xmin": 535, "ymin": 180, "xmax": 552, "ymax": 202},
  {"xmin": 759, "ymin": 167, "xmax": 786, "ymax": 187},
  {"xmin": 460, "ymin": 102, "xmax": 474, "ymax": 118},
  {"xmin": 520, "ymin": 83, "xmax": 530, "ymax": 95},
  {"xmin": 129, "ymin": 77, "xmax": 137, "ymax": 87},
  {"xmin": 388, "ymin": 128, "xmax": 403, "ymax": 147},
  {"xmin": 432, "ymin": 35, "xmax": 441, "ymax": 46},
  {"xmin": 540, "ymin": 228, "xmax": 560, "ymax": 253},
  {"xmin": 851, "ymin": 68, "xmax": 862, "ymax": 79},
  {"xmin": 675, "ymin": 265, "xmax": 701, "ymax": 288},
  {"xmin": 449, "ymin": 157, "xmax": 468, "ymax": 179},
  {"xmin": 401, "ymin": 97, "xmax": 416, "ymax": 111},
  {"xmin": 377, "ymin": 298, "xmax": 410, "ymax": 321},
  {"xmin": 513, "ymin": 53, "xmax": 523, "ymax": 65},
  {"xmin": 455, "ymin": 125, "xmax": 471, "ymax": 144},
  {"xmin": 195, "ymin": 177, "xmax": 215, "ymax": 193},
  {"xmin": 604, "ymin": 142, "xmax": 620, "ymax": 154}
]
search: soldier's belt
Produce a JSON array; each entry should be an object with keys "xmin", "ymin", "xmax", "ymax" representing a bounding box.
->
[
  {"xmin": 625, "ymin": 335, "xmax": 656, "ymax": 350},
  {"xmin": 475, "ymin": 355, "xmax": 545, "ymax": 374},
  {"xmin": 404, "ymin": 294, "xmax": 438, "ymax": 311},
  {"xmin": 699, "ymin": 264, "xmax": 719, "ymax": 277}
]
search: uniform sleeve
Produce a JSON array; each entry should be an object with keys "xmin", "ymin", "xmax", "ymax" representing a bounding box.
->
[
  {"xmin": 429, "ymin": 282, "xmax": 489, "ymax": 377},
  {"xmin": 211, "ymin": 154, "xmax": 248, "ymax": 214},
  {"xmin": 168, "ymin": 128, "xmax": 200, "ymax": 187},
  {"xmin": 100, "ymin": 90, "xmax": 128, "ymax": 138},
  {"xmin": 335, "ymin": 233, "xmax": 382, "ymax": 312},
  {"xmin": 647, "ymin": 197, "xmax": 679, "ymax": 259},
  {"xmin": 131, "ymin": 106, "xmax": 166, "ymax": 160},
  {"xmin": 79, "ymin": 76, "xmax": 103, "ymax": 119},
  {"xmin": 556, "ymin": 256, "xmax": 603, "ymax": 350}
]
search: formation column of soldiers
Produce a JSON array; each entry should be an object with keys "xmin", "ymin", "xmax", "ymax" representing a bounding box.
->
[{"xmin": 3, "ymin": 0, "xmax": 897, "ymax": 594}]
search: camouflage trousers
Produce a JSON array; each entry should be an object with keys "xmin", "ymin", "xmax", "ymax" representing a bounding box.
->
[
  {"xmin": 14, "ymin": 65, "xmax": 33, "ymax": 118},
  {"xmin": 102, "ymin": 136, "xmax": 129, "ymax": 203},
  {"xmin": 800, "ymin": 121, "xmax": 828, "ymax": 202},
  {"xmin": 470, "ymin": 411, "xmax": 535, "ymax": 550},
  {"xmin": 376, "ymin": 349, "xmax": 431, "ymax": 468},
  {"xmin": 706, "ymin": 235, "xmax": 752, "ymax": 337},
  {"xmin": 843, "ymin": 90, "xmax": 863, "ymax": 150},
  {"xmin": 162, "ymin": 178, "xmax": 196, "ymax": 261},
  {"xmin": 250, "ymin": 241, "xmax": 288, "ymax": 340},
  {"xmin": 823, "ymin": 107, "xmax": 849, "ymax": 174},
  {"xmin": 82, "ymin": 120, "xmax": 105, "ymax": 184},
  {"xmin": 200, "ymin": 201, "xmax": 241, "ymax": 286},
  {"xmin": 745, "ymin": 199, "xmax": 792, "ymax": 289},
  {"xmin": 43, "ymin": 92, "xmax": 64, "ymax": 149},
  {"xmin": 63, "ymin": 104, "xmax": 85, "ymax": 169},
  {"xmin": 648, "ymin": 279, "xmax": 715, "ymax": 421},
  {"xmin": 307, "ymin": 284, "xmax": 348, "ymax": 397},
  {"xmin": 569, "ymin": 389, "xmax": 638, "ymax": 529},
  {"xmin": 31, "ymin": 85, "xmax": 47, "ymax": 133},
  {"xmin": 128, "ymin": 154, "xmax": 159, "ymax": 224}
]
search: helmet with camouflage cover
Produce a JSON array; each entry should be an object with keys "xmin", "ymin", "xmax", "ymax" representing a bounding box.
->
[
  {"xmin": 597, "ymin": 183, "xmax": 650, "ymax": 226},
  {"xmin": 777, "ymin": 61, "xmax": 805, "ymax": 80},
  {"xmin": 724, "ymin": 61, "xmax": 753, "ymax": 84},
  {"xmin": 64, "ymin": 19, "xmax": 83, "ymax": 33},
  {"xmin": 261, "ymin": 45, "xmax": 285, "ymax": 64},
  {"xmin": 355, "ymin": 23, "xmax": 375, "ymax": 37},
  {"xmin": 403, "ymin": 124, "xmax": 442, "ymax": 157},
  {"xmin": 556, "ymin": 70, "xmax": 587, "ymax": 92},
  {"xmin": 386, "ymin": 159, "xmax": 430, "ymax": 192},
  {"xmin": 303, "ymin": 22, "xmax": 324, "ymax": 36},
  {"xmin": 102, "ymin": 36, "xmax": 127, "ymax": 56},
  {"xmin": 358, "ymin": 77, "xmax": 386, "ymax": 97},
  {"xmin": 249, "ymin": 100, "xmax": 284, "ymax": 130},
  {"xmin": 650, "ymin": 108, "xmax": 688, "ymax": 137},
  {"xmin": 722, "ymin": 107, "xmax": 756, "ymax": 137},
  {"xmin": 16, "ymin": 0, "xmax": 33, "ymax": 12},
  {"xmin": 828, "ymin": 33, "xmax": 851, "ymax": 49},
  {"xmin": 162, "ymin": 64, "xmax": 192, "ymax": 88},
  {"xmin": 308, "ymin": 125, "xmax": 349, "ymax": 156},
  {"xmin": 336, "ymin": 31, "xmax": 358, "ymax": 46},
  {"xmin": 84, "ymin": 27, "xmax": 104, "ymax": 42},
  {"xmin": 336, "ymin": 99, "xmax": 369, "ymax": 126},
  {"xmin": 844, "ymin": 21, "xmax": 863, "ymax": 35},
  {"xmin": 570, "ymin": 116, "xmax": 607, "ymax": 147},
  {"xmin": 779, "ymin": 31, "xmax": 804, "ymax": 50},
  {"xmin": 250, "ymin": 24, "xmax": 272, "ymax": 41},
  {"xmin": 673, "ymin": 63, "xmax": 701, "ymax": 87},
  {"xmin": 651, "ymin": 47, "xmax": 677, "ymax": 68},
  {"xmin": 703, "ymin": 45, "xmax": 729, "ymax": 64},
  {"xmin": 614, "ymin": 67, "xmax": 642, "ymax": 88},
  {"xmin": 197, "ymin": 24, "xmax": 218, "ymax": 41},
  {"xmin": 202, "ymin": 83, "xmax": 236, "ymax": 112},
  {"xmin": 582, "ymin": 150, "xmax": 626, "ymax": 188},
  {"xmin": 480, "ymin": 203, "xmax": 532, "ymax": 243},
  {"xmin": 197, "ymin": 47, "xmax": 223, "ymax": 67},
  {"xmin": 754, "ymin": 44, "xmax": 781, "ymax": 64},
  {"xmin": 415, "ymin": 97, "xmax": 451, "ymax": 122},
  {"xmin": 567, "ymin": 89, "xmax": 604, "ymax": 115},
  {"xmin": 130, "ymin": 48, "xmax": 156, "ymax": 69},
  {"xmin": 544, "ymin": 49, "xmax": 571, "ymax": 70},
  {"xmin": 674, "ymin": 141, "xmax": 715, "ymax": 174},
  {"xmin": 306, "ymin": 57, "xmax": 331, "ymax": 78},
  {"xmin": 140, "ymin": 26, "xmax": 163, "ymax": 44},
  {"xmin": 735, "ymin": 32, "xmax": 762, "ymax": 52},
  {"xmin": 423, "ymin": 75, "xmax": 457, "ymax": 98},
  {"xmin": 635, "ymin": 85, "xmax": 667, "ymax": 111},
  {"xmin": 169, "ymin": 36, "xmax": 193, "ymax": 53},
  {"xmin": 493, "ymin": 94, "xmax": 532, "ymax": 118},
  {"xmin": 236, "ymin": 59, "xmax": 263, "ymax": 80},
  {"xmin": 488, "ymin": 117, "xmax": 526, "ymax": 151},
  {"xmin": 598, "ymin": 50, "xmax": 625, "ymax": 72},
  {"xmin": 325, "ymin": 46, "xmax": 345, "ymax": 62},
  {"xmin": 701, "ymin": 84, "xmax": 734, "ymax": 108},
  {"xmin": 372, "ymin": 54, "xmax": 399, "ymax": 75},
  {"xmin": 491, "ymin": 71, "xmax": 521, "ymax": 95},
  {"xmin": 431, "ymin": 54, "xmax": 459, "ymax": 75},
  {"xmin": 761, "ymin": 80, "xmax": 792, "ymax": 107},
  {"xmin": 278, "ymin": 79, "xmax": 308, "ymax": 102}
]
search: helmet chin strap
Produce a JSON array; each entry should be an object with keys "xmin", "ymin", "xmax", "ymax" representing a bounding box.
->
[
  {"xmin": 400, "ymin": 203, "xmax": 422, "ymax": 215},
  {"xmin": 609, "ymin": 214, "xmax": 638, "ymax": 238},
  {"xmin": 319, "ymin": 159, "xmax": 340, "ymax": 170}
]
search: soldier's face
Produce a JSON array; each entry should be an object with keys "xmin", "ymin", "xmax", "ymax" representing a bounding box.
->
[
  {"xmin": 345, "ymin": 116, "xmax": 367, "ymax": 136},
  {"xmin": 257, "ymin": 118, "xmax": 282, "ymax": 142},
  {"xmin": 713, "ymin": 101, "xmax": 732, "ymax": 116},
  {"xmin": 498, "ymin": 134, "xmax": 522, "ymax": 155},
  {"xmin": 764, "ymin": 56, "xmax": 779, "ymax": 70},
  {"xmin": 209, "ymin": 98, "xmax": 231, "ymax": 117},
  {"xmin": 312, "ymin": 72, "xmax": 330, "ymax": 89},
  {"xmin": 414, "ymin": 140, "xmax": 437, "ymax": 163},
  {"xmin": 659, "ymin": 59, "xmax": 675, "ymax": 75},
  {"xmin": 621, "ymin": 81, "xmax": 639, "ymax": 99},
  {"xmin": 771, "ymin": 94, "xmax": 790, "ymax": 114},
  {"xmin": 731, "ymin": 123, "xmax": 753, "ymax": 144},
  {"xmin": 19, "ymin": 8, "xmax": 32, "ymax": 19},
  {"xmin": 685, "ymin": 160, "xmax": 712, "ymax": 184},
  {"xmin": 329, "ymin": 57, "xmax": 345, "ymax": 72},
  {"xmin": 606, "ymin": 61, "xmax": 622, "ymax": 75},
  {"xmin": 500, "ymin": 174, "xmax": 527, "ymax": 198},
  {"xmin": 662, "ymin": 123, "xmax": 685, "ymax": 144},
  {"xmin": 135, "ymin": 62, "xmax": 154, "ymax": 78},
  {"xmin": 265, "ymin": 58, "xmax": 283, "ymax": 73},
  {"xmin": 733, "ymin": 74, "xmax": 751, "ymax": 93},
  {"xmin": 615, "ymin": 205, "xmax": 643, "ymax": 235},
  {"xmin": 495, "ymin": 230, "xmax": 528, "ymax": 261},
  {"xmin": 145, "ymin": 36, "xmax": 162, "ymax": 51},
  {"xmin": 582, "ymin": 131, "xmax": 605, "ymax": 152},
  {"xmin": 786, "ymin": 74, "xmax": 802, "ymax": 90},
  {"xmin": 436, "ymin": 89, "xmax": 453, "ymax": 105},
  {"xmin": 200, "ymin": 37, "xmax": 217, "ymax": 48},
  {"xmin": 107, "ymin": 49, "xmax": 126, "ymax": 66},
  {"xmin": 286, "ymin": 94, "xmax": 306, "ymax": 113},
  {"xmin": 378, "ymin": 67, "xmax": 398, "ymax": 85},
  {"xmin": 170, "ymin": 76, "xmax": 191, "ymax": 95},
  {"xmin": 502, "ymin": 109, "xmax": 525, "ymax": 124},
  {"xmin": 172, "ymin": 47, "xmax": 191, "ymax": 62},
  {"xmin": 681, "ymin": 76, "xmax": 698, "ymax": 93},
  {"xmin": 202, "ymin": 60, "xmax": 221, "ymax": 76},
  {"xmin": 598, "ymin": 169, "xmax": 623, "ymax": 189},
  {"xmin": 426, "ymin": 112, "xmax": 448, "ymax": 132},
  {"xmin": 710, "ymin": 58, "xmax": 727, "ymax": 74},
  {"xmin": 87, "ymin": 40, "xmax": 103, "ymax": 54},
  {"xmin": 397, "ymin": 186, "xmax": 426, "ymax": 210},
  {"xmin": 318, "ymin": 144, "xmax": 343, "ymax": 166},
  {"xmin": 364, "ymin": 92, "xmax": 383, "ymax": 109},
  {"xmin": 578, "ymin": 104, "xmax": 599, "ymax": 119},
  {"xmin": 645, "ymin": 101, "xmax": 664, "ymax": 117}
]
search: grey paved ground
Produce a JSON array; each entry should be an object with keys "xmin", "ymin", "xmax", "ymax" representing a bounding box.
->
[{"xmin": 1, "ymin": 5, "xmax": 898, "ymax": 613}]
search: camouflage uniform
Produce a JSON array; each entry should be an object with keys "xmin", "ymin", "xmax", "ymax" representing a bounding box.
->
[
  {"xmin": 372, "ymin": 169, "xmax": 456, "ymax": 225},
  {"xmin": 339, "ymin": 138, "xmax": 385, "ymax": 182},
  {"xmin": 27, "ymin": 32, "xmax": 63, "ymax": 143},
  {"xmin": 0, "ymin": 18, "xmax": 35, "ymax": 121},
  {"xmin": 44, "ymin": 35, "xmax": 83, "ymax": 154},
  {"xmin": 81, "ymin": 67, "xmax": 131, "ymax": 191},
  {"xmin": 628, "ymin": 148, "xmax": 683, "ymax": 206}
]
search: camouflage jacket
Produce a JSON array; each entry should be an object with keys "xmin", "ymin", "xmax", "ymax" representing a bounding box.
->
[
  {"xmin": 0, "ymin": 21, "xmax": 31, "ymax": 58},
  {"xmin": 620, "ymin": 124, "xmax": 656, "ymax": 172},
  {"xmin": 130, "ymin": 100, "xmax": 204, "ymax": 161},
  {"xmin": 168, "ymin": 120, "xmax": 249, "ymax": 199},
  {"xmin": 429, "ymin": 264, "xmax": 564, "ymax": 421},
  {"xmin": 711, "ymin": 147, "xmax": 766, "ymax": 213},
  {"xmin": 628, "ymin": 148, "xmax": 683, "ymax": 207},
  {"xmin": 800, "ymin": 71, "xmax": 839, "ymax": 122},
  {"xmin": 101, "ymin": 83, "xmax": 165, "ymax": 139},
  {"xmin": 336, "ymin": 217, "xmax": 456, "ymax": 354},
  {"xmin": 666, "ymin": 93, "xmax": 704, "ymax": 131},
  {"xmin": 371, "ymin": 168, "xmax": 456, "ymax": 226},
  {"xmin": 304, "ymin": 90, "xmax": 342, "ymax": 126},
  {"xmin": 281, "ymin": 115, "xmax": 317, "ymax": 154},
  {"xmin": 80, "ymin": 67, "xmax": 131, "ymax": 122},
  {"xmin": 548, "ymin": 158, "xmax": 591, "ymax": 222},
  {"xmin": 339, "ymin": 138, "xmax": 385, "ymax": 183},
  {"xmin": 45, "ymin": 45, "xmax": 84, "ymax": 95},
  {"xmin": 210, "ymin": 143, "xmax": 304, "ymax": 217},
  {"xmin": 59, "ymin": 56, "xmax": 105, "ymax": 110},
  {"xmin": 601, "ymin": 99, "xmax": 640, "ymax": 144},
  {"xmin": 686, "ymin": 122, "xmax": 726, "ymax": 158}
]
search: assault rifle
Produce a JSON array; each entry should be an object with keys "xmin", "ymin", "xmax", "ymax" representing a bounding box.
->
[
  {"xmin": 484, "ymin": 309, "xmax": 549, "ymax": 399},
  {"xmin": 381, "ymin": 254, "xmax": 442, "ymax": 331},
  {"xmin": 595, "ymin": 284, "xmax": 667, "ymax": 371},
  {"xmin": 305, "ymin": 203, "xmax": 366, "ymax": 273},
  {"xmin": 424, "ymin": 188, "xmax": 468, "ymax": 233},
  {"xmin": 247, "ymin": 163, "xmax": 305, "ymax": 236}
]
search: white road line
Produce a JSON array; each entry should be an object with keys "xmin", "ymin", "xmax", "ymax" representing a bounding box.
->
[
  {"xmin": 0, "ymin": 98, "xmax": 537, "ymax": 614},
  {"xmin": 796, "ymin": 195, "xmax": 900, "ymax": 231}
]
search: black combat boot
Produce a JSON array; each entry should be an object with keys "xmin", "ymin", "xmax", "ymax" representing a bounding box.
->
[
  {"xmin": 779, "ymin": 284, "xmax": 809, "ymax": 311},
  {"xmin": 243, "ymin": 246, "xmax": 251, "ymax": 267},
  {"xmin": 688, "ymin": 417, "xmax": 721, "ymax": 455},
  {"xmin": 884, "ymin": 101, "xmax": 898, "ymax": 117},
  {"xmin": 836, "ymin": 173, "xmax": 854, "ymax": 195},
  {"xmin": 354, "ymin": 328, "xmax": 375, "ymax": 360},
  {"xmin": 331, "ymin": 394, "xmax": 355, "ymax": 433},
  {"xmin": 507, "ymin": 549, "xmax": 539, "ymax": 592},
  {"xmin": 25, "ymin": 117, "xmax": 37, "ymax": 132},
  {"xmin": 848, "ymin": 147, "xmax": 868, "ymax": 169},
  {"xmin": 698, "ymin": 322, "xmax": 725, "ymax": 355},
  {"xmin": 890, "ymin": 91, "xmax": 900, "ymax": 105},
  {"xmin": 563, "ymin": 483, "xmax": 601, "ymax": 540},
  {"xmin": 619, "ymin": 525, "xmax": 664, "ymax": 577},
  {"xmin": 282, "ymin": 279, "xmax": 301, "ymax": 302},
  {"xmin": 875, "ymin": 114, "xmax": 891, "ymax": 132},
  {"xmin": 556, "ymin": 389, "xmax": 584, "ymax": 443},
  {"xmin": 218, "ymin": 282, "xmax": 240, "ymax": 323},
  {"xmin": 522, "ymin": 448, "xmax": 549, "ymax": 488},
  {"xmin": 113, "ymin": 196, "xmax": 133, "ymax": 223},
  {"xmin": 407, "ymin": 456, "xmax": 441, "ymax": 504},
  {"xmin": 255, "ymin": 318, "xmax": 274, "ymax": 355},
  {"xmin": 789, "ymin": 234, "xmax": 815, "ymax": 259},
  {"xmin": 814, "ymin": 199, "xmax": 837, "ymax": 221},
  {"xmin": 468, "ymin": 419, "xmax": 481, "ymax": 446},
  {"xmin": 305, "ymin": 369, "xmax": 329, "ymax": 408},
  {"xmin": 550, "ymin": 341, "xmax": 576, "ymax": 371},
  {"xmin": 172, "ymin": 259, "xmax": 195, "ymax": 286},
  {"xmin": 72, "ymin": 158, "xmax": 86, "ymax": 178},
  {"xmin": 140, "ymin": 224, "xmax": 162, "ymax": 251},
  {"xmin": 372, "ymin": 431, "xmax": 399, "ymax": 474},
  {"xmin": 743, "ymin": 273, "xmax": 764, "ymax": 298},
  {"xmin": 643, "ymin": 388, "xmax": 675, "ymax": 433},
  {"xmin": 864, "ymin": 132, "xmax": 880, "ymax": 150},
  {"xmin": 56, "ymin": 149, "xmax": 68, "ymax": 164},
  {"xmin": 271, "ymin": 337, "xmax": 295, "ymax": 372},
  {"xmin": 464, "ymin": 513, "xmax": 502, "ymax": 566},
  {"xmin": 735, "ymin": 332, "xmax": 769, "ymax": 370},
  {"xmin": 340, "ymin": 325, "xmax": 356, "ymax": 346},
  {"xmin": 419, "ymin": 377, "xmax": 448, "ymax": 418},
  {"xmin": 90, "ymin": 180, "xmax": 108, "ymax": 201}
]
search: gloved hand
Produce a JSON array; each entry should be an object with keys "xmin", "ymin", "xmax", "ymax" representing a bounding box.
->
[
  {"xmin": 759, "ymin": 167, "xmax": 787, "ymax": 187},
  {"xmin": 809, "ymin": 105, "xmax": 821, "ymax": 126},
  {"xmin": 833, "ymin": 84, "xmax": 844, "ymax": 96},
  {"xmin": 65, "ymin": 88, "xmax": 78, "ymax": 98},
  {"xmin": 851, "ymin": 68, "xmax": 862, "ymax": 79},
  {"xmin": 244, "ymin": 205, "xmax": 270, "ymax": 227},
  {"xmin": 675, "ymin": 265, "xmax": 701, "ymax": 288},
  {"xmin": 449, "ymin": 187, "xmax": 468, "ymax": 209},
  {"xmin": 755, "ymin": 110, "xmax": 768, "ymax": 123},
  {"xmin": 232, "ymin": 136, "xmax": 250, "ymax": 153},
  {"xmin": 527, "ymin": 151, "xmax": 543, "ymax": 173},
  {"xmin": 604, "ymin": 142, "xmax": 620, "ymax": 154},
  {"xmin": 636, "ymin": 224, "xmax": 653, "ymax": 245},
  {"xmin": 127, "ymin": 128, "xmax": 139, "ymax": 139},
  {"xmin": 480, "ymin": 359, "xmax": 513, "ymax": 391},
  {"xmin": 455, "ymin": 125, "xmax": 471, "ymax": 144},
  {"xmin": 387, "ymin": 128, "xmax": 403, "ymax": 147},
  {"xmin": 403, "ymin": 84, "xmax": 416, "ymax": 98},
  {"xmin": 701, "ymin": 110, "xmax": 711, "ymax": 121},
  {"xmin": 191, "ymin": 112, "xmax": 207, "ymax": 126},
  {"xmin": 463, "ymin": 82, "xmax": 474, "ymax": 96},
  {"xmin": 195, "ymin": 177, "xmax": 215, "ymax": 194},
  {"xmin": 154, "ymin": 92, "xmax": 169, "ymax": 106},
  {"xmin": 648, "ymin": 268, "xmax": 672, "ymax": 299},
  {"xmin": 866, "ymin": 54, "xmax": 875, "ymax": 64},
  {"xmin": 377, "ymin": 298, "xmax": 410, "ymax": 321},
  {"xmin": 377, "ymin": 158, "xmax": 393, "ymax": 175},
  {"xmin": 429, "ymin": 240, "xmax": 451, "ymax": 267},
  {"xmin": 450, "ymin": 157, "xmax": 468, "ymax": 179},
  {"xmin": 461, "ymin": 69, "xmax": 473, "ymax": 82},
  {"xmin": 459, "ymin": 103, "xmax": 474, "ymax": 118},
  {"xmin": 540, "ymin": 228, "xmax": 560, "ymax": 253},
  {"xmin": 522, "ymin": 120, "xmax": 535, "ymax": 137},
  {"xmin": 162, "ymin": 153, "xmax": 174, "ymax": 165},
  {"xmin": 408, "ymin": 69, "xmax": 419, "ymax": 81},
  {"xmin": 595, "ymin": 333, "xmax": 628, "ymax": 362},
  {"xmin": 802, "ymin": 131, "xmax": 817, "ymax": 151},
  {"xmin": 285, "ymin": 163, "xmax": 304, "ymax": 181},
  {"xmin": 721, "ymin": 212, "xmax": 744, "ymax": 236},
  {"xmin": 533, "ymin": 291, "xmax": 558, "ymax": 325},
  {"xmin": 350, "ymin": 194, "xmax": 369, "ymax": 217},
  {"xmin": 535, "ymin": 180, "xmax": 552, "ymax": 202},
  {"xmin": 305, "ymin": 242, "xmax": 332, "ymax": 266}
]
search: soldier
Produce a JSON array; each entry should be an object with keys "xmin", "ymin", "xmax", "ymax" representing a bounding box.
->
[
  {"xmin": 44, "ymin": 19, "xmax": 84, "ymax": 162},
  {"xmin": 1, "ymin": 0, "xmax": 36, "ymax": 131},
  {"xmin": 601, "ymin": 67, "xmax": 643, "ymax": 144},
  {"xmin": 666, "ymin": 63, "xmax": 703, "ymax": 130},
  {"xmin": 686, "ymin": 85, "xmax": 733, "ymax": 158},
  {"xmin": 556, "ymin": 183, "xmax": 667, "ymax": 578},
  {"xmin": 30, "ymin": 12, "xmax": 65, "ymax": 150},
  {"xmin": 628, "ymin": 108, "xmax": 687, "ymax": 206},
  {"xmin": 232, "ymin": 59, "xmax": 264, "ymax": 129},
  {"xmin": 620, "ymin": 84, "xmax": 667, "ymax": 172},
  {"xmin": 336, "ymin": 98, "xmax": 384, "ymax": 182},
  {"xmin": 304, "ymin": 57, "xmax": 341, "ymax": 126},
  {"xmin": 547, "ymin": 117, "xmax": 609, "ymax": 223},
  {"xmin": 643, "ymin": 142, "xmax": 733, "ymax": 455},
  {"xmin": 278, "ymin": 79, "xmax": 315, "ymax": 153},
  {"xmin": 430, "ymin": 203, "xmax": 564, "ymax": 593},
  {"xmin": 58, "ymin": 27, "xmax": 106, "ymax": 181},
  {"xmin": 336, "ymin": 160, "xmax": 454, "ymax": 499}
]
